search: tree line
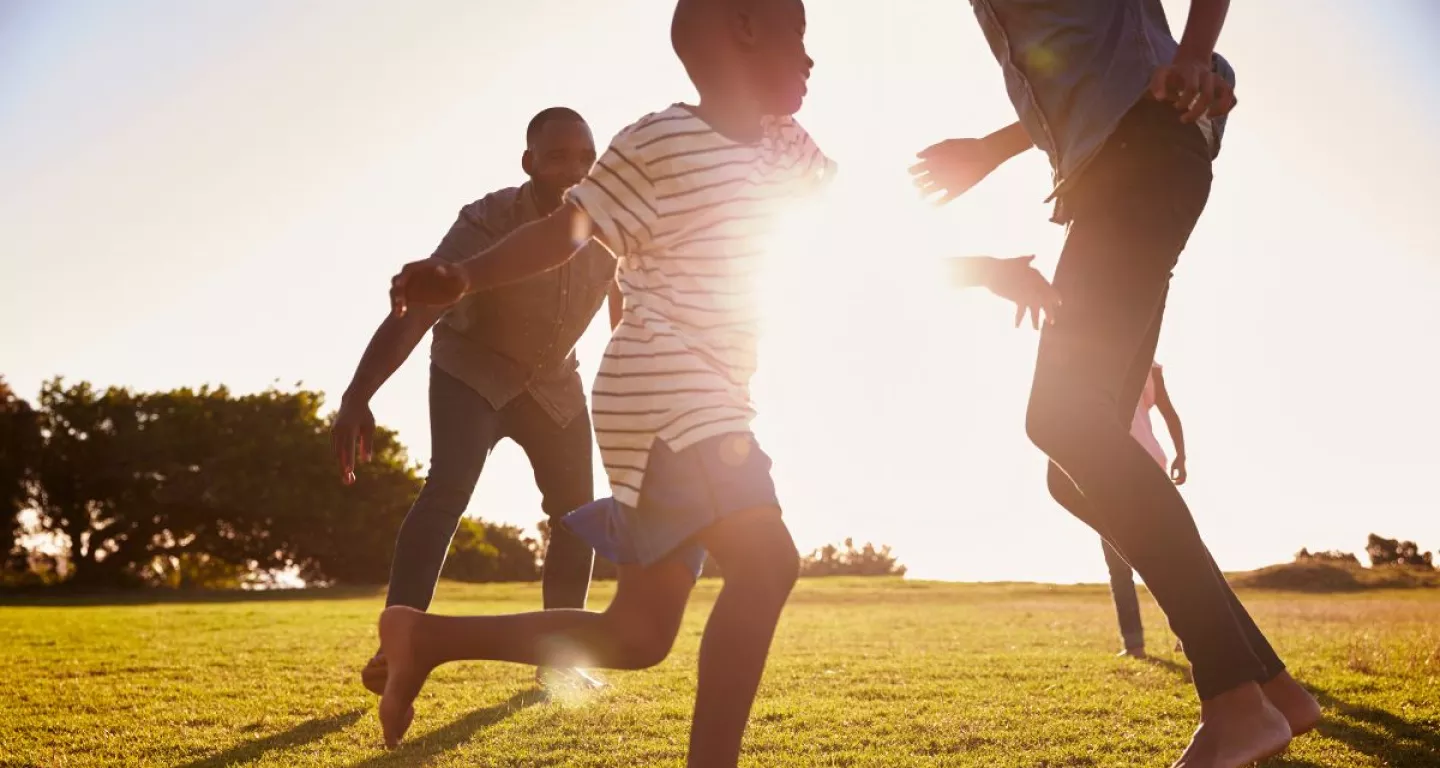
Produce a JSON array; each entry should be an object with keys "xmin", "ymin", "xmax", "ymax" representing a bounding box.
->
[{"xmin": 1, "ymin": 377, "xmax": 904, "ymax": 589}]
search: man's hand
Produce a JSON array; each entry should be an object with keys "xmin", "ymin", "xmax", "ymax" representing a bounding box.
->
[
  {"xmin": 910, "ymin": 123, "xmax": 1033, "ymax": 205},
  {"xmin": 1170, "ymin": 455, "xmax": 1188, "ymax": 485},
  {"xmin": 910, "ymin": 138, "xmax": 1007, "ymax": 205},
  {"xmin": 985, "ymin": 256, "xmax": 1061, "ymax": 329},
  {"xmin": 332, "ymin": 396, "xmax": 376, "ymax": 485},
  {"xmin": 1149, "ymin": 54, "xmax": 1236, "ymax": 123},
  {"xmin": 390, "ymin": 258, "xmax": 470, "ymax": 318}
]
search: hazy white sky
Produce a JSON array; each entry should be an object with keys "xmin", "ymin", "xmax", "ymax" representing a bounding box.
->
[{"xmin": 4, "ymin": 0, "xmax": 1438, "ymax": 583}]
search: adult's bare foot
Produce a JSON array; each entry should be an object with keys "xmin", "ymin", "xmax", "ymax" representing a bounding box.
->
[
  {"xmin": 1262, "ymin": 671, "xmax": 1322, "ymax": 736},
  {"xmin": 377, "ymin": 606, "xmax": 432, "ymax": 749},
  {"xmin": 361, "ymin": 650, "xmax": 387, "ymax": 696},
  {"xmin": 1172, "ymin": 683, "xmax": 1291, "ymax": 768}
]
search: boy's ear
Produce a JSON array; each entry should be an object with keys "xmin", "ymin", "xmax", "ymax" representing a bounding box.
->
[{"xmin": 731, "ymin": 7, "xmax": 758, "ymax": 48}]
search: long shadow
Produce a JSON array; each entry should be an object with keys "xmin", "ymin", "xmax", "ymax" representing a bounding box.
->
[
  {"xmin": 1142, "ymin": 655, "xmax": 1193, "ymax": 683},
  {"xmin": 345, "ymin": 689, "xmax": 549, "ymax": 767},
  {"xmin": 176, "ymin": 709, "xmax": 366, "ymax": 768},
  {"xmin": 1302, "ymin": 684, "xmax": 1440, "ymax": 768},
  {"xmin": 1132, "ymin": 663, "xmax": 1438, "ymax": 767},
  {"xmin": 0, "ymin": 585, "xmax": 384, "ymax": 608}
]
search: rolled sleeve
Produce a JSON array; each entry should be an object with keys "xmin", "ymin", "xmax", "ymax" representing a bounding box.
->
[{"xmin": 565, "ymin": 138, "xmax": 658, "ymax": 260}]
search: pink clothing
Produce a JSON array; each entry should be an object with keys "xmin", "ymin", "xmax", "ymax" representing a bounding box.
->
[{"xmin": 1130, "ymin": 364, "xmax": 1168, "ymax": 469}]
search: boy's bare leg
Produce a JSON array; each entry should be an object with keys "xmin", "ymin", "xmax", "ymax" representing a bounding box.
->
[
  {"xmin": 377, "ymin": 561, "xmax": 695, "ymax": 748},
  {"xmin": 687, "ymin": 507, "xmax": 800, "ymax": 768}
]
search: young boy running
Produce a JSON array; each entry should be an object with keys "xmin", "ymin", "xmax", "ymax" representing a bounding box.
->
[{"xmin": 380, "ymin": 1, "xmax": 1057, "ymax": 764}]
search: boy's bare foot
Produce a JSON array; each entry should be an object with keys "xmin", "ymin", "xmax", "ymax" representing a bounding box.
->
[
  {"xmin": 377, "ymin": 606, "xmax": 432, "ymax": 749},
  {"xmin": 1262, "ymin": 672, "xmax": 1322, "ymax": 736},
  {"xmin": 1171, "ymin": 683, "xmax": 1291, "ymax": 768},
  {"xmin": 362, "ymin": 651, "xmax": 387, "ymax": 696}
]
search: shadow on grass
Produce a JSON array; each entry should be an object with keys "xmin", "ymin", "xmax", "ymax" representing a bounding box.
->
[
  {"xmin": 1134, "ymin": 660, "xmax": 1438, "ymax": 768},
  {"xmin": 344, "ymin": 688, "xmax": 549, "ymax": 767},
  {"xmin": 1300, "ymin": 684, "xmax": 1440, "ymax": 768},
  {"xmin": 1142, "ymin": 655, "xmax": 1193, "ymax": 683},
  {"xmin": 0, "ymin": 585, "xmax": 384, "ymax": 607},
  {"xmin": 177, "ymin": 709, "xmax": 366, "ymax": 768}
]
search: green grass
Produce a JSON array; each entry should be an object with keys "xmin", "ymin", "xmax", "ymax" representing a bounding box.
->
[{"xmin": 2, "ymin": 579, "xmax": 1438, "ymax": 767}]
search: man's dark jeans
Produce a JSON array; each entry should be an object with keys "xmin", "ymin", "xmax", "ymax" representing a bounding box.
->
[
  {"xmin": 1030, "ymin": 99, "xmax": 1285, "ymax": 700},
  {"xmin": 385, "ymin": 365, "xmax": 595, "ymax": 611}
]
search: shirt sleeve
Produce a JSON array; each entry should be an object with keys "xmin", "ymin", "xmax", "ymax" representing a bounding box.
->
[
  {"xmin": 429, "ymin": 197, "xmax": 500, "ymax": 264},
  {"xmin": 565, "ymin": 126, "xmax": 660, "ymax": 260},
  {"xmin": 787, "ymin": 119, "xmax": 838, "ymax": 195}
]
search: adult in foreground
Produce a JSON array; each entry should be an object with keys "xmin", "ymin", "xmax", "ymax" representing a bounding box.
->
[{"xmin": 911, "ymin": 2, "xmax": 1321, "ymax": 766}]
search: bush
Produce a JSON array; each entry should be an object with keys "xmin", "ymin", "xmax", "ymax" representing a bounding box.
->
[
  {"xmin": 1231, "ymin": 560, "xmax": 1440, "ymax": 592},
  {"xmin": 442, "ymin": 519, "xmax": 543, "ymax": 583},
  {"xmin": 1294, "ymin": 548, "xmax": 1360, "ymax": 565}
]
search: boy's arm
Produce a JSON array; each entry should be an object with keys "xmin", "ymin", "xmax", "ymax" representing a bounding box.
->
[
  {"xmin": 390, "ymin": 203, "xmax": 608, "ymax": 317},
  {"xmin": 392, "ymin": 129, "xmax": 657, "ymax": 318}
]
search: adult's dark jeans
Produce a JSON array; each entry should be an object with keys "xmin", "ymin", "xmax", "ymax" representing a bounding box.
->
[
  {"xmin": 1103, "ymin": 539, "xmax": 1145, "ymax": 651},
  {"xmin": 385, "ymin": 365, "xmax": 596, "ymax": 612},
  {"xmin": 1028, "ymin": 99, "xmax": 1285, "ymax": 700}
]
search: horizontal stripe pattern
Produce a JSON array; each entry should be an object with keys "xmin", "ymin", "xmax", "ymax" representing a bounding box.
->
[{"xmin": 566, "ymin": 104, "xmax": 835, "ymax": 506}]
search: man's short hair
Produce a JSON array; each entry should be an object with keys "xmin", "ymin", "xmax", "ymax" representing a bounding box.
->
[{"xmin": 526, "ymin": 107, "xmax": 586, "ymax": 145}]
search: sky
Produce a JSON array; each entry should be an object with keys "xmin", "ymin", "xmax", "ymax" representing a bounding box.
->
[{"xmin": 3, "ymin": 0, "xmax": 1438, "ymax": 584}]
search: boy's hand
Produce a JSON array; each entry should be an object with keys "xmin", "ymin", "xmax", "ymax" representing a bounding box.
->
[
  {"xmin": 1171, "ymin": 455, "xmax": 1188, "ymax": 485},
  {"xmin": 390, "ymin": 257, "xmax": 470, "ymax": 318},
  {"xmin": 986, "ymin": 256, "xmax": 1061, "ymax": 329},
  {"xmin": 1149, "ymin": 53, "xmax": 1236, "ymax": 123},
  {"xmin": 910, "ymin": 138, "xmax": 1005, "ymax": 205}
]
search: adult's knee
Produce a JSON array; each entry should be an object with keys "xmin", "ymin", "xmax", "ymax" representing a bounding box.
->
[
  {"xmin": 412, "ymin": 473, "xmax": 477, "ymax": 520},
  {"xmin": 1045, "ymin": 461, "xmax": 1086, "ymax": 514}
]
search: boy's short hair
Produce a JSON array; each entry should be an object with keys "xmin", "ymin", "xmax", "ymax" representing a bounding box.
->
[{"xmin": 671, "ymin": 0, "xmax": 749, "ymax": 85}]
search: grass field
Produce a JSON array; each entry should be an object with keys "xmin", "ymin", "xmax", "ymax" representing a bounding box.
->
[{"xmin": 2, "ymin": 579, "xmax": 1437, "ymax": 767}]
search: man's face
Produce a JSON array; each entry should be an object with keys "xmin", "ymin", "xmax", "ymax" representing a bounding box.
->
[{"xmin": 524, "ymin": 119, "xmax": 597, "ymax": 196}]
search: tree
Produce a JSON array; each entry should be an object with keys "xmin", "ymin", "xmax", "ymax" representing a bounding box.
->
[
  {"xmin": 22, "ymin": 378, "xmax": 423, "ymax": 587},
  {"xmin": 1366, "ymin": 533, "xmax": 1435, "ymax": 570},
  {"xmin": 0, "ymin": 377, "xmax": 40, "ymax": 562},
  {"xmin": 441, "ymin": 519, "xmax": 543, "ymax": 583}
]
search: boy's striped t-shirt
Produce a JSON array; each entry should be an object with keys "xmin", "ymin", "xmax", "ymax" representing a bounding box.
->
[{"xmin": 565, "ymin": 104, "xmax": 835, "ymax": 508}]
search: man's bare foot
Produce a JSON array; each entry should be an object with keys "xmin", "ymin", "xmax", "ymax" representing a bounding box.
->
[
  {"xmin": 361, "ymin": 651, "xmax": 387, "ymax": 696},
  {"xmin": 1118, "ymin": 646, "xmax": 1148, "ymax": 660},
  {"xmin": 1172, "ymin": 683, "xmax": 1291, "ymax": 768},
  {"xmin": 1262, "ymin": 672, "xmax": 1322, "ymax": 736},
  {"xmin": 377, "ymin": 606, "xmax": 432, "ymax": 749}
]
